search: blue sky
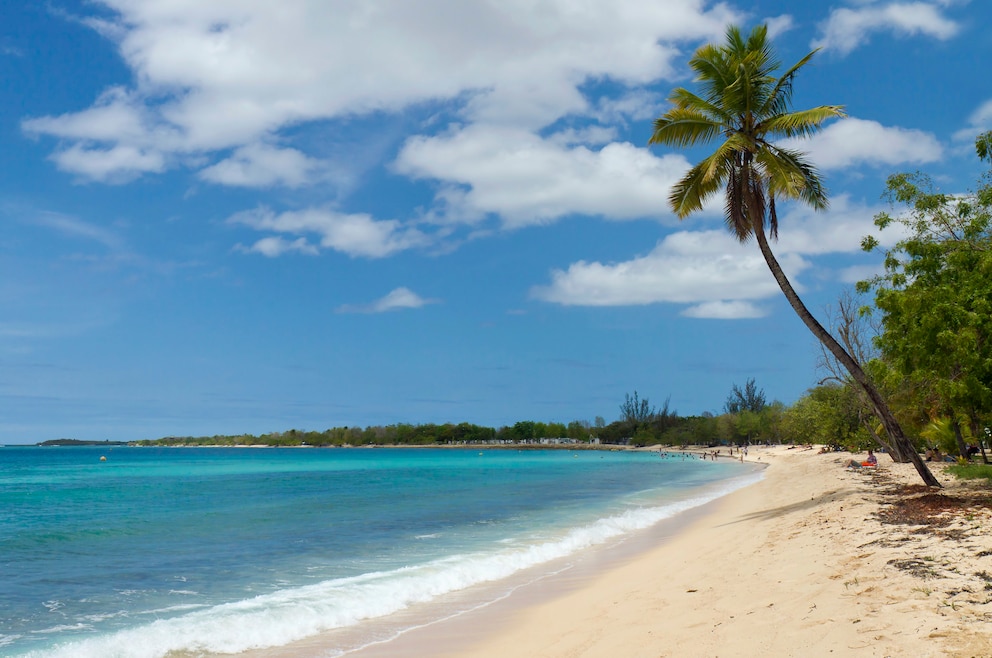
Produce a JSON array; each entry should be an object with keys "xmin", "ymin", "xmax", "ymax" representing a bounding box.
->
[{"xmin": 1, "ymin": 0, "xmax": 990, "ymax": 443}]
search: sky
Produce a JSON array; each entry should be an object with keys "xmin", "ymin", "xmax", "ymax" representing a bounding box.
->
[{"xmin": 0, "ymin": 0, "xmax": 990, "ymax": 443}]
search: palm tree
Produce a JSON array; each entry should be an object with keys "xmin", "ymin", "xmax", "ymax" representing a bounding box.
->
[{"xmin": 649, "ymin": 24, "xmax": 940, "ymax": 487}]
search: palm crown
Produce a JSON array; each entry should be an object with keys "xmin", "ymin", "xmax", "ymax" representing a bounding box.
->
[{"xmin": 649, "ymin": 24, "xmax": 845, "ymax": 241}]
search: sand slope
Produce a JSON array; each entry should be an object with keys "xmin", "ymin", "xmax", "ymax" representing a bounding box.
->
[{"xmin": 436, "ymin": 446, "xmax": 992, "ymax": 658}]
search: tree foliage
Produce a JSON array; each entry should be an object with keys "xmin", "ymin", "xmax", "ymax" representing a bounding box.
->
[
  {"xmin": 782, "ymin": 384, "xmax": 873, "ymax": 450},
  {"xmin": 861, "ymin": 137, "xmax": 992, "ymax": 460},
  {"xmin": 620, "ymin": 391, "xmax": 657, "ymax": 424},
  {"xmin": 724, "ymin": 378, "xmax": 767, "ymax": 414}
]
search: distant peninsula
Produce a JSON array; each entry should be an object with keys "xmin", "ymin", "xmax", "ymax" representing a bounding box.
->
[{"xmin": 37, "ymin": 439, "xmax": 129, "ymax": 447}]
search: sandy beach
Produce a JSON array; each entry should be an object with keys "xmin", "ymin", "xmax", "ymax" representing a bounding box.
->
[{"xmin": 337, "ymin": 445, "xmax": 992, "ymax": 658}]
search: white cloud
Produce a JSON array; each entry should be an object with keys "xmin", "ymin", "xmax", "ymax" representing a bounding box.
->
[
  {"xmin": 336, "ymin": 287, "xmax": 439, "ymax": 313},
  {"xmin": 763, "ymin": 14, "xmax": 795, "ymax": 39},
  {"xmin": 969, "ymin": 99, "xmax": 992, "ymax": 129},
  {"xmin": 236, "ymin": 236, "xmax": 319, "ymax": 257},
  {"xmin": 530, "ymin": 229, "xmax": 797, "ymax": 309},
  {"xmin": 813, "ymin": 2, "xmax": 960, "ymax": 55},
  {"xmin": 22, "ymin": 0, "xmax": 738, "ymax": 183},
  {"xmin": 23, "ymin": 87, "xmax": 147, "ymax": 141},
  {"xmin": 682, "ymin": 301, "xmax": 766, "ymax": 319},
  {"xmin": 532, "ymin": 196, "xmax": 908, "ymax": 315},
  {"xmin": 395, "ymin": 125, "xmax": 690, "ymax": 228},
  {"xmin": 546, "ymin": 126, "xmax": 619, "ymax": 147},
  {"xmin": 786, "ymin": 117, "xmax": 942, "ymax": 170},
  {"xmin": 838, "ymin": 263, "xmax": 885, "ymax": 284},
  {"xmin": 952, "ymin": 99, "xmax": 992, "ymax": 144},
  {"xmin": 199, "ymin": 143, "xmax": 322, "ymax": 188},
  {"xmin": 228, "ymin": 207, "xmax": 428, "ymax": 258},
  {"xmin": 773, "ymin": 195, "xmax": 900, "ymax": 253},
  {"xmin": 592, "ymin": 91, "xmax": 665, "ymax": 123},
  {"xmin": 50, "ymin": 144, "xmax": 167, "ymax": 183}
]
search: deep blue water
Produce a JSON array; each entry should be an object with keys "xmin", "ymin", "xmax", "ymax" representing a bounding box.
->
[{"xmin": 0, "ymin": 446, "xmax": 759, "ymax": 657}]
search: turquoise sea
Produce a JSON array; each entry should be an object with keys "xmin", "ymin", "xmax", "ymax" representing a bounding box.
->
[{"xmin": 0, "ymin": 446, "xmax": 761, "ymax": 657}]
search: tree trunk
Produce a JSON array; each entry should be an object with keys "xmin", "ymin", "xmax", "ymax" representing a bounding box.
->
[
  {"xmin": 969, "ymin": 418, "xmax": 990, "ymax": 464},
  {"xmin": 857, "ymin": 409, "xmax": 907, "ymax": 462},
  {"xmin": 951, "ymin": 418, "xmax": 970, "ymax": 460},
  {"xmin": 751, "ymin": 224, "xmax": 942, "ymax": 487}
]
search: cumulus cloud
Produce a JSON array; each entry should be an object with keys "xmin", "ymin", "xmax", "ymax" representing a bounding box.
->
[
  {"xmin": 763, "ymin": 14, "xmax": 795, "ymax": 39},
  {"xmin": 49, "ymin": 144, "xmax": 167, "ymax": 183},
  {"xmin": 532, "ymin": 196, "xmax": 907, "ymax": 317},
  {"xmin": 783, "ymin": 117, "xmax": 943, "ymax": 171},
  {"xmin": 395, "ymin": 125, "xmax": 690, "ymax": 228},
  {"xmin": 228, "ymin": 207, "xmax": 428, "ymax": 258},
  {"xmin": 336, "ymin": 287, "xmax": 439, "ymax": 313},
  {"xmin": 530, "ymin": 229, "xmax": 797, "ymax": 313},
  {"xmin": 813, "ymin": 2, "xmax": 960, "ymax": 55},
  {"xmin": 199, "ymin": 143, "xmax": 324, "ymax": 188},
  {"xmin": 783, "ymin": 117, "xmax": 942, "ymax": 170},
  {"xmin": 22, "ymin": 0, "xmax": 738, "ymax": 184},
  {"xmin": 592, "ymin": 91, "xmax": 665, "ymax": 123}
]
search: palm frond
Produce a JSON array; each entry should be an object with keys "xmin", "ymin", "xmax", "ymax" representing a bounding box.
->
[
  {"xmin": 689, "ymin": 46, "xmax": 734, "ymax": 105},
  {"xmin": 758, "ymin": 50, "xmax": 815, "ymax": 118},
  {"xmin": 758, "ymin": 146, "xmax": 829, "ymax": 209},
  {"xmin": 650, "ymin": 109, "xmax": 724, "ymax": 148},
  {"xmin": 761, "ymin": 106, "xmax": 846, "ymax": 139},
  {"xmin": 768, "ymin": 195, "xmax": 778, "ymax": 239},
  {"xmin": 669, "ymin": 157, "xmax": 729, "ymax": 219},
  {"xmin": 723, "ymin": 158, "xmax": 767, "ymax": 242},
  {"xmin": 725, "ymin": 163, "xmax": 749, "ymax": 240},
  {"xmin": 701, "ymin": 135, "xmax": 747, "ymax": 182},
  {"xmin": 742, "ymin": 161, "xmax": 767, "ymax": 235},
  {"xmin": 667, "ymin": 87, "xmax": 732, "ymax": 124}
]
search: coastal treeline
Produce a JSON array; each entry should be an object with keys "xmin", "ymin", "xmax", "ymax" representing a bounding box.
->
[{"xmin": 130, "ymin": 382, "xmax": 781, "ymax": 449}]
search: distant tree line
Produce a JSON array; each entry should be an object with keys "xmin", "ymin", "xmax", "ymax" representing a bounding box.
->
[{"xmin": 129, "ymin": 380, "xmax": 793, "ymax": 450}]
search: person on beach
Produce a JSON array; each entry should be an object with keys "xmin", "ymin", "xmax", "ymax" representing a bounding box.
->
[{"xmin": 845, "ymin": 450, "xmax": 877, "ymax": 469}]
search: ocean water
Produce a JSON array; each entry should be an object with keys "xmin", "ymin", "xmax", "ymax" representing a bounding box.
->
[{"xmin": 0, "ymin": 446, "xmax": 761, "ymax": 657}]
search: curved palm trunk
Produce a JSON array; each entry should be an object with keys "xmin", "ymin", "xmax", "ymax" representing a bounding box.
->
[{"xmin": 751, "ymin": 223, "xmax": 941, "ymax": 487}]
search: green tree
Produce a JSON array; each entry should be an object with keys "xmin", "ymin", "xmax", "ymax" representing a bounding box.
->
[
  {"xmin": 649, "ymin": 24, "xmax": 939, "ymax": 486},
  {"xmin": 724, "ymin": 378, "xmax": 767, "ymax": 414},
  {"xmin": 566, "ymin": 420, "xmax": 591, "ymax": 442},
  {"xmin": 619, "ymin": 391, "xmax": 656, "ymax": 425},
  {"xmin": 861, "ymin": 136, "xmax": 992, "ymax": 462}
]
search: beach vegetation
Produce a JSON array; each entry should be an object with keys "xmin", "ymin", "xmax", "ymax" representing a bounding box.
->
[
  {"xmin": 782, "ymin": 384, "xmax": 873, "ymax": 450},
  {"xmin": 861, "ymin": 131, "xmax": 992, "ymax": 465},
  {"xmin": 649, "ymin": 24, "xmax": 939, "ymax": 486},
  {"xmin": 946, "ymin": 463, "xmax": 992, "ymax": 482},
  {"xmin": 814, "ymin": 291, "xmax": 925, "ymax": 460}
]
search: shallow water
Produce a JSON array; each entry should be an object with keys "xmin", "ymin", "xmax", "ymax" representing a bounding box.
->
[{"xmin": 0, "ymin": 446, "xmax": 759, "ymax": 657}]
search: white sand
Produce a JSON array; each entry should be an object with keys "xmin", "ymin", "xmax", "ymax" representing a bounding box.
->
[{"xmin": 334, "ymin": 446, "xmax": 992, "ymax": 658}]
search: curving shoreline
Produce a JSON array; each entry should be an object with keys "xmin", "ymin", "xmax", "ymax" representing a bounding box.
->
[{"xmin": 331, "ymin": 445, "xmax": 991, "ymax": 658}]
